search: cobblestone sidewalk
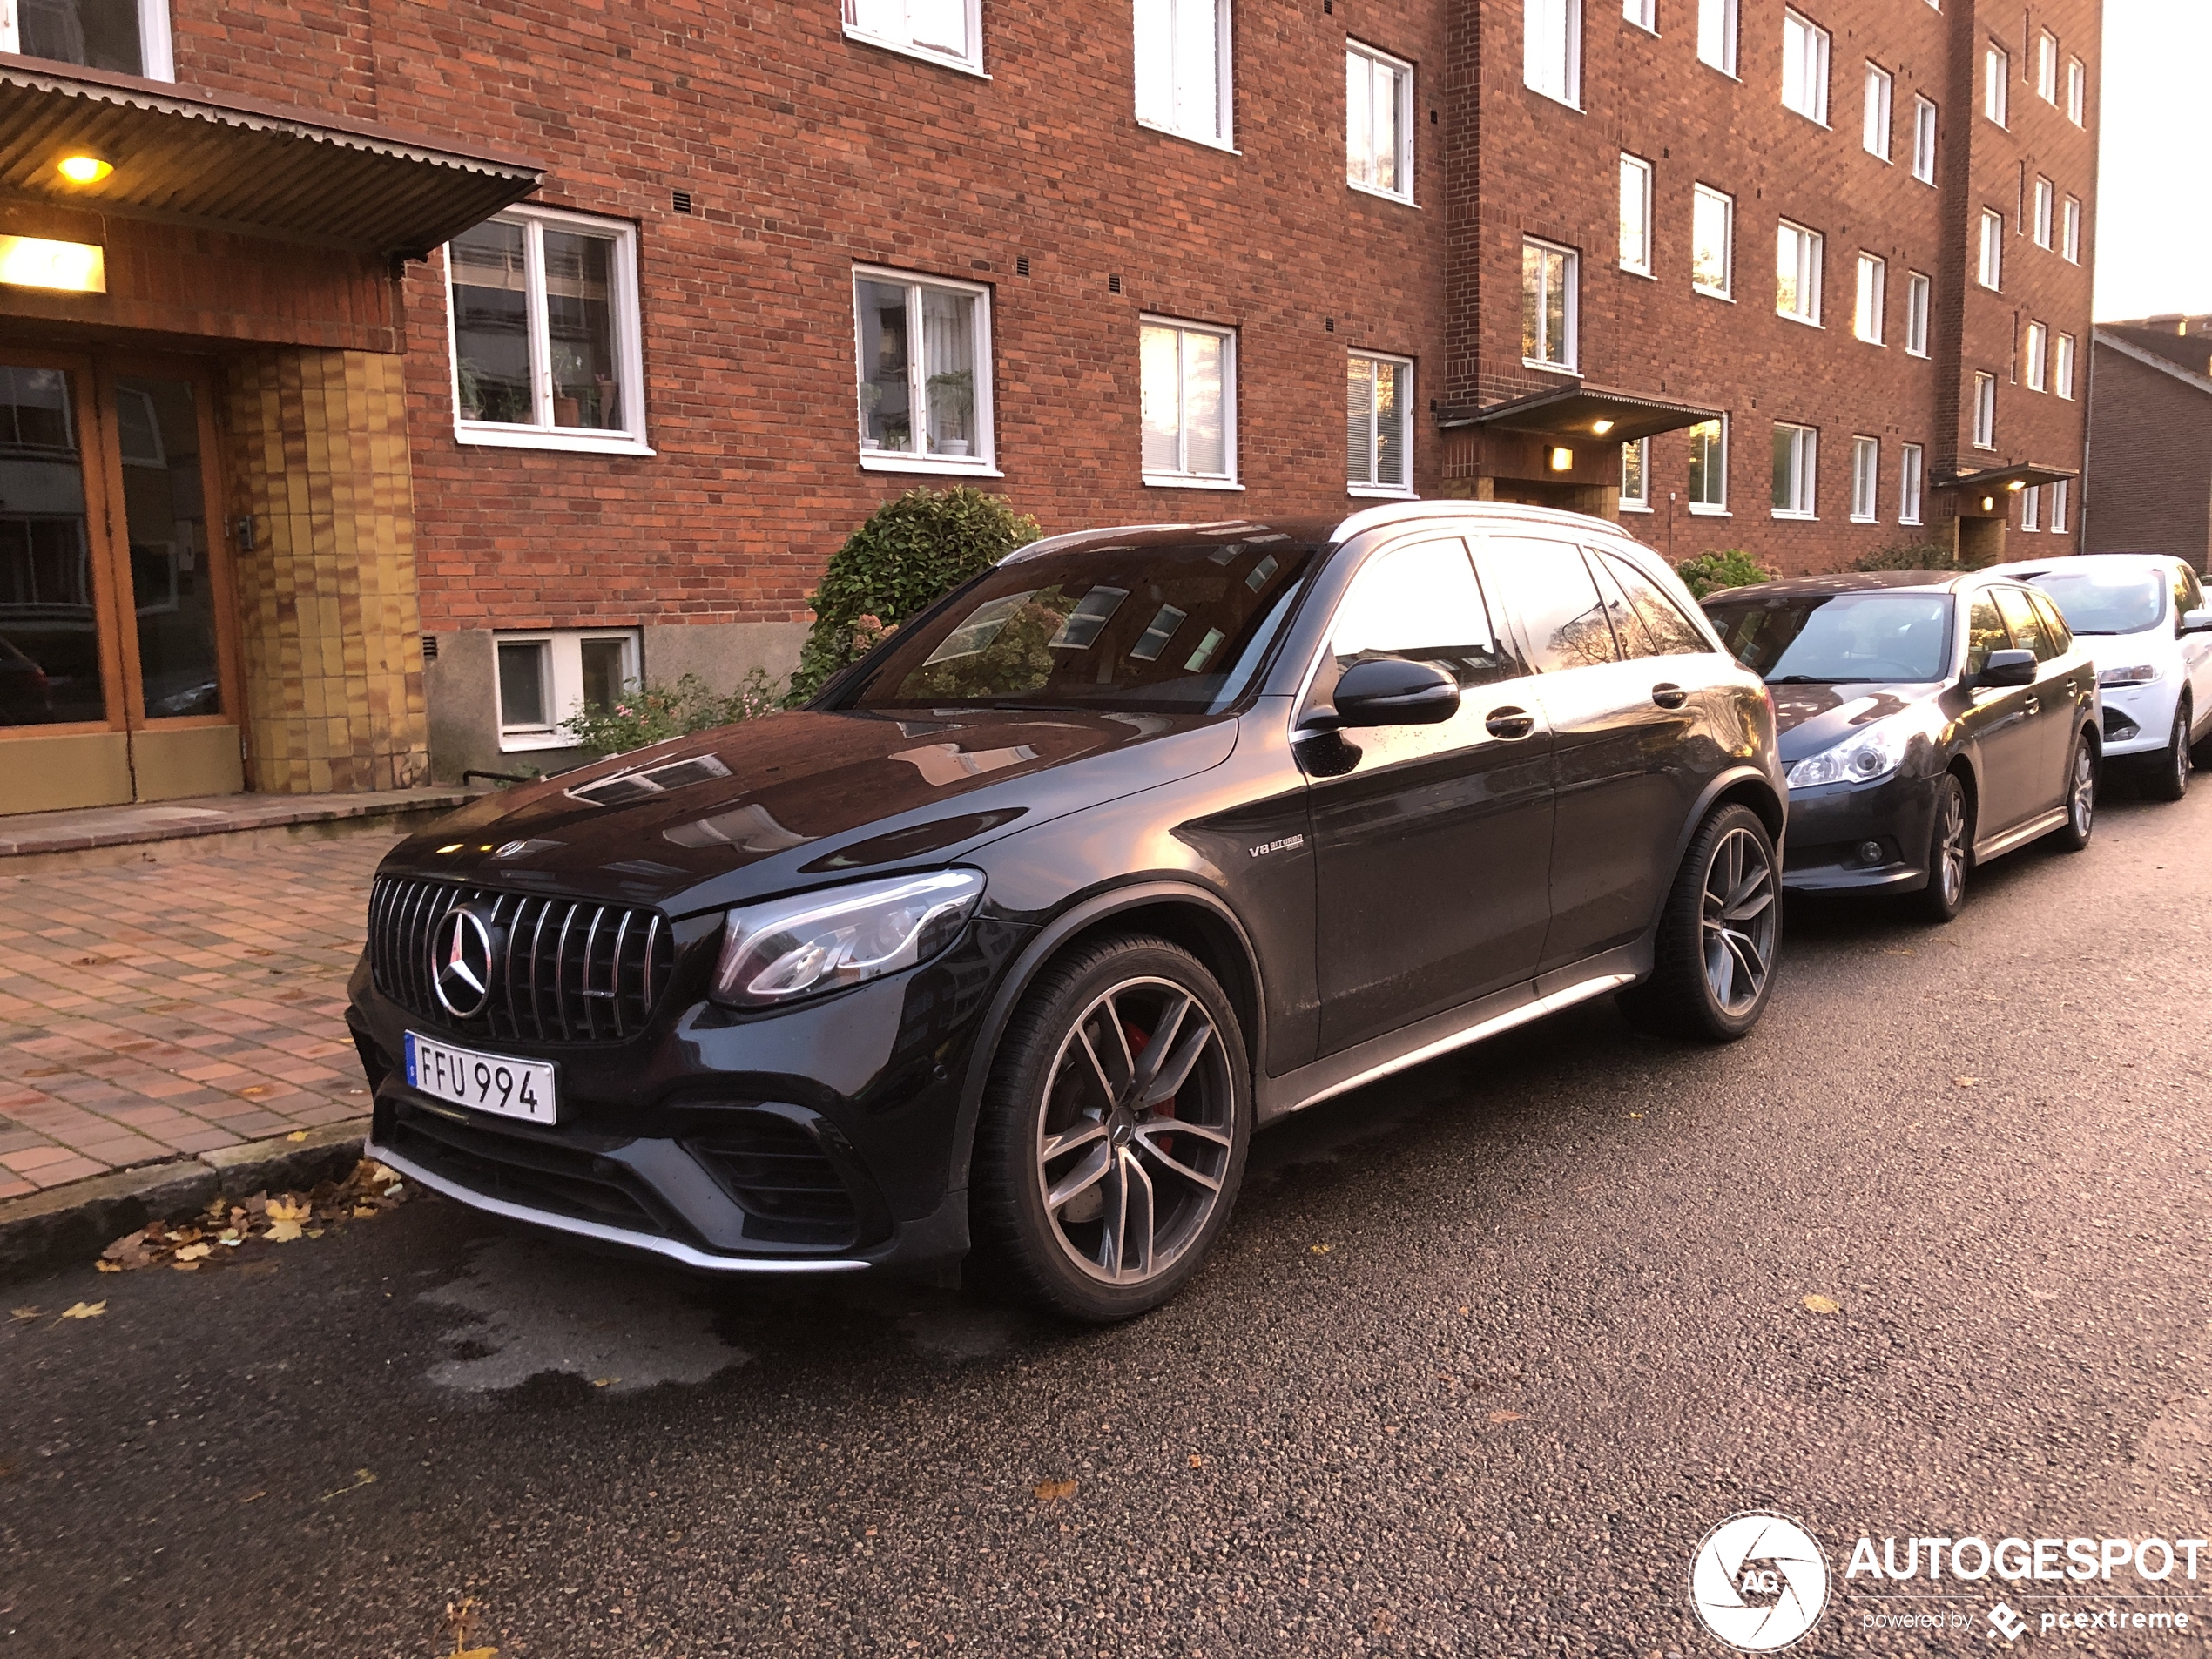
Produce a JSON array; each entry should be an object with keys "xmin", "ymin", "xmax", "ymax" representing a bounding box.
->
[{"xmin": 0, "ymin": 836, "xmax": 392, "ymax": 1199}]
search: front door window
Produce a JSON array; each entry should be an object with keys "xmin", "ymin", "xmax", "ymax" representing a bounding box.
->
[{"xmin": 0, "ymin": 364, "xmax": 106, "ymax": 727}]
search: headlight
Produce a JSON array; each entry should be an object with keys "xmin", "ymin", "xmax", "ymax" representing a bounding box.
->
[
  {"xmin": 2098, "ymin": 664, "xmax": 2159, "ymax": 688},
  {"xmin": 1785, "ymin": 718, "xmax": 1917, "ymax": 790},
  {"xmin": 711, "ymin": 870, "xmax": 985, "ymax": 1008}
]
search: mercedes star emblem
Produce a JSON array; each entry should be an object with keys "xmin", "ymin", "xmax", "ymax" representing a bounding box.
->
[{"xmin": 433, "ymin": 907, "xmax": 496, "ymax": 1019}]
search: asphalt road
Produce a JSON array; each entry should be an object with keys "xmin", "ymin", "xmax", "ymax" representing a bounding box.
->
[{"xmin": 5, "ymin": 777, "xmax": 2210, "ymax": 1659}]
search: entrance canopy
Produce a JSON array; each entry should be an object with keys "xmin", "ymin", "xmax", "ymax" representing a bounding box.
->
[
  {"xmin": 0, "ymin": 56, "xmax": 542, "ymax": 258},
  {"xmin": 1932, "ymin": 460, "xmax": 2080, "ymax": 496},
  {"xmin": 1440, "ymin": 382, "xmax": 1725, "ymax": 445}
]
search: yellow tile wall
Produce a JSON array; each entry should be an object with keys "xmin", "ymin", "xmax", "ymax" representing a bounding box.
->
[{"xmin": 223, "ymin": 348, "xmax": 428, "ymax": 794}]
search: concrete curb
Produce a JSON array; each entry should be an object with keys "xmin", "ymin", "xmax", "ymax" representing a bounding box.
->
[{"xmin": 0, "ymin": 1120, "xmax": 369, "ymax": 1285}]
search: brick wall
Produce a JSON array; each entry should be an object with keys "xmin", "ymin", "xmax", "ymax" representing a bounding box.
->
[{"xmin": 2083, "ymin": 340, "xmax": 2212, "ymax": 570}]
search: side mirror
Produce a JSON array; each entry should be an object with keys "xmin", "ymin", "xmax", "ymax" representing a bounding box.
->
[
  {"xmin": 2182, "ymin": 608, "xmax": 2212, "ymax": 636},
  {"xmin": 1326, "ymin": 657, "xmax": 1462, "ymax": 728},
  {"xmin": 1973, "ymin": 648, "xmax": 2038, "ymax": 689}
]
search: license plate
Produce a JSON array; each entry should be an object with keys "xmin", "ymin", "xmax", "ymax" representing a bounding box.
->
[{"xmin": 404, "ymin": 1031, "xmax": 556, "ymax": 1123}]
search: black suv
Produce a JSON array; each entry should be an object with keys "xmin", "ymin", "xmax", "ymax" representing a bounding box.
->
[{"xmin": 348, "ymin": 504, "xmax": 1786, "ymax": 1319}]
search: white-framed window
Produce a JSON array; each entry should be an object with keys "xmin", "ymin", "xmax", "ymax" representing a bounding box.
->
[
  {"xmin": 1346, "ymin": 42, "xmax": 1415, "ymax": 202},
  {"xmin": 1346, "ymin": 351, "xmax": 1414, "ymax": 496},
  {"xmin": 1850, "ymin": 435, "xmax": 1878, "ymax": 522},
  {"xmin": 1525, "ymin": 0, "xmax": 1581, "ymax": 106},
  {"xmin": 1777, "ymin": 220, "xmax": 1822, "ymax": 324},
  {"xmin": 447, "ymin": 205, "xmax": 651, "ymax": 456},
  {"xmin": 2054, "ymin": 331, "xmax": 2076, "ymax": 400},
  {"xmin": 1771, "ymin": 422, "xmax": 1817, "ymax": 518},
  {"xmin": 1905, "ymin": 271, "xmax": 1931, "ymax": 356},
  {"xmin": 842, "ymin": 0, "xmax": 983, "ymax": 75},
  {"xmin": 1623, "ymin": 0, "xmax": 1656, "ymax": 34},
  {"xmin": 2050, "ymin": 477, "xmax": 2070, "ymax": 533},
  {"xmin": 1781, "ymin": 10, "xmax": 1830, "ymax": 124},
  {"xmin": 2021, "ymin": 484, "xmax": 2041, "ymax": 532},
  {"xmin": 1697, "ymin": 0, "xmax": 1737, "ymax": 75},
  {"xmin": 2025, "ymin": 320, "xmax": 2048, "ymax": 392},
  {"xmin": 1688, "ymin": 416, "xmax": 1729, "ymax": 512},
  {"xmin": 2032, "ymin": 177, "xmax": 2054, "ymax": 248},
  {"xmin": 1911, "ymin": 95, "xmax": 1939, "ymax": 184},
  {"xmin": 496, "ymin": 629, "xmax": 642, "ymax": 752},
  {"xmin": 1899, "ymin": 442, "xmax": 1924, "ymax": 525},
  {"xmin": 1619, "ymin": 153, "xmax": 1654, "ymax": 274},
  {"xmin": 1135, "ymin": 0, "xmax": 1234, "ymax": 151},
  {"xmin": 2067, "ymin": 57, "xmax": 2086, "ymax": 125},
  {"xmin": 854, "ymin": 266, "xmax": 996, "ymax": 475},
  {"xmin": 1522, "ymin": 238, "xmax": 1578, "ymax": 369},
  {"xmin": 1978, "ymin": 209, "xmax": 2003, "ymax": 289},
  {"xmin": 2036, "ymin": 30, "xmax": 2058, "ymax": 102},
  {"xmin": 1862, "ymin": 63, "xmax": 1892, "ymax": 159},
  {"xmin": 1620, "ymin": 436, "xmax": 1651, "ymax": 511},
  {"xmin": 1984, "ymin": 42, "xmax": 2008, "ymax": 125},
  {"xmin": 1692, "ymin": 185, "xmax": 1734, "ymax": 297},
  {"xmin": 2061, "ymin": 196, "xmax": 2082, "ymax": 263},
  {"xmin": 1141, "ymin": 316, "xmax": 1238, "ymax": 487},
  {"xmin": 1972, "ymin": 372, "xmax": 1996, "ymax": 449},
  {"xmin": 0, "ymin": 0, "xmax": 172, "ymax": 78},
  {"xmin": 1853, "ymin": 253, "xmax": 1885, "ymax": 344}
]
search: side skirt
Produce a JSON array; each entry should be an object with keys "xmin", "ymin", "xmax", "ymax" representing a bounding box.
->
[{"xmin": 1973, "ymin": 806, "xmax": 2067, "ymax": 865}]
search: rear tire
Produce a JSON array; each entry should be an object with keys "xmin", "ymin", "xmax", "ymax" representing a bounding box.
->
[
  {"xmin": 1914, "ymin": 772, "xmax": 1970, "ymax": 924},
  {"xmin": 970, "ymin": 934, "xmax": 1251, "ymax": 1323},
  {"xmin": 2055, "ymin": 728, "xmax": 2097, "ymax": 852},
  {"xmin": 2144, "ymin": 698, "xmax": 2192, "ymax": 803},
  {"xmin": 1617, "ymin": 802, "xmax": 1780, "ymax": 1042}
]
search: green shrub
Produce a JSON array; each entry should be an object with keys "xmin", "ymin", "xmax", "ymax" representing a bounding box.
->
[
  {"xmin": 1852, "ymin": 537, "xmax": 1986, "ymax": 573},
  {"xmin": 787, "ymin": 486, "xmax": 1041, "ymax": 703},
  {"xmin": 1675, "ymin": 548, "xmax": 1775, "ymax": 599},
  {"xmin": 559, "ymin": 669, "xmax": 782, "ymax": 757}
]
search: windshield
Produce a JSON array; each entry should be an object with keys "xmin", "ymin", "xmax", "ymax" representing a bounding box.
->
[
  {"xmin": 1704, "ymin": 590, "xmax": 1954, "ymax": 683},
  {"xmin": 2024, "ymin": 568, "xmax": 2165, "ymax": 635},
  {"xmin": 843, "ymin": 533, "xmax": 1320, "ymax": 713}
]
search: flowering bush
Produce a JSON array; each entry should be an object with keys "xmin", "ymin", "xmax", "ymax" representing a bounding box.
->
[
  {"xmin": 559, "ymin": 669, "xmax": 782, "ymax": 757},
  {"xmin": 1675, "ymin": 548, "xmax": 1776, "ymax": 599}
]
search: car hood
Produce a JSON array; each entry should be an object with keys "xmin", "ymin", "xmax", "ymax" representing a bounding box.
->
[
  {"xmin": 1770, "ymin": 681, "xmax": 1939, "ymax": 764},
  {"xmin": 382, "ymin": 706, "xmax": 1240, "ymax": 914}
]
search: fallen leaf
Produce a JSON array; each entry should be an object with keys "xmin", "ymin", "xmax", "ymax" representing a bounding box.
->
[
  {"xmin": 265, "ymin": 1197, "xmax": 311, "ymax": 1223},
  {"xmin": 1187, "ymin": 1453, "xmax": 1205, "ymax": 1467},
  {"xmin": 318, "ymin": 1467, "xmax": 375, "ymax": 1501},
  {"xmin": 453, "ymin": 1649, "xmax": 498, "ymax": 1659},
  {"xmin": 1953, "ymin": 1076, "xmax": 1979, "ymax": 1089},
  {"xmin": 95, "ymin": 1260, "xmax": 123, "ymax": 1274},
  {"xmin": 1487, "ymin": 1410, "xmax": 1524, "ymax": 1424},
  {"xmin": 1309, "ymin": 1243, "xmax": 1333, "ymax": 1255},
  {"xmin": 591, "ymin": 1377, "xmax": 620, "ymax": 1389},
  {"xmin": 237, "ymin": 1490, "xmax": 266, "ymax": 1504},
  {"xmin": 10, "ymin": 1307, "xmax": 41, "ymax": 1320},
  {"xmin": 1802, "ymin": 1293, "xmax": 1841, "ymax": 1314},
  {"xmin": 1032, "ymin": 1478, "xmax": 1078, "ymax": 1502},
  {"xmin": 58, "ymin": 1301, "xmax": 105, "ymax": 1320},
  {"xmin": 265, "ymin": 1219, "xmax": 304, "ymax": 1244},
  {"xmin": 1627, "ymin": 1111, "xmax": 1644, "ymax": 1120},
  {"xmin": 285, "ymin": 1130, "xmax": 308, "ymax": 1143},
  {"xmin": 171, "ymin": 1260, "xmax": 201, "ymax": 1272},
  {"xmin": 238, "ymin": 1085, "xmax": 277, "ymax": 1099},
  {"xmin": 172, "ymin": 1243, "xmax": 212, "ymax": 1262}
]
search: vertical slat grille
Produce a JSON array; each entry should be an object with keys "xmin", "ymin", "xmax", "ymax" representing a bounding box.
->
[{"xmin": 368, "ymin": 877, "xmax": 675, "ymax": 1045}]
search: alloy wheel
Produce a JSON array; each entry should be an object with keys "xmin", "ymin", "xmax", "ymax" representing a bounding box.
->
[
  {"xmin": 1035, "ymin": 976, "xmax": 1235, "ymax": 1286},
  {"xmin": 1701, "ymin": 826, "xmax": 1777, "ymax": 1016},
  {"xmin": 2175, "ymin": 711, "xmax": 2194, "ymax": 796},
  {"xmin": 2071, "ymin": 741, "xmax": 2096, "ymax": 834},
  {"xmin": 1934, "ymin": 786, "xmax": 1967, "ymax": 908}
]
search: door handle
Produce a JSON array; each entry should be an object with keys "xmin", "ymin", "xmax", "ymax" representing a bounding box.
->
[
  {"xmin": 1651, "ymin": 682, "xmax": 1689, "ymax": 710},
  {"xmin": 1485, "ymin": 706, "xmax": 1536, "ymax": 740},
  {"xmin": 2023, "ymin": 696, "xmax": 2040, "ymax": 715}
]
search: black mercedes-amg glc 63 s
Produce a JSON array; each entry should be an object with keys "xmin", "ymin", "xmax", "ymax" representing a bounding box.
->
[{"xmin": 348, "ymin": 502, "xmax": 1787, "ymax": 1319}]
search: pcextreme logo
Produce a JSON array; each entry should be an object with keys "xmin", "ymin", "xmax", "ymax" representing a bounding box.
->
[{"xmin": 1689, "ymin": 1512, "xmax": 1831, "ymax": 1651}]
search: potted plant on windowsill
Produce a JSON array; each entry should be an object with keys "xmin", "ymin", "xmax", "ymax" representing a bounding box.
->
[
  {"xmin": 858, "ymin": 379, "xmax": 883, "ymax": 449},
  {"xmin": 456, "ymin": 358, "xmax": 487, "ymax": 421},
  {"xmin": 925, "ymin": 368, "xmax": 974, "ymax": 457}
]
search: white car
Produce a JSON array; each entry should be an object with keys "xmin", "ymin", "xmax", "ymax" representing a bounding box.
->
[{"xmin": 1989, "ymin": 552, "xmax": 2212, "ymax": 800}]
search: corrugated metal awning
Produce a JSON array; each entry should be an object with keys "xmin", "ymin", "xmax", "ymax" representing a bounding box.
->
[
  {"xmin": 0, "ymin": 55, "xmax": 543, "ymax": 257},
  {"xmin": 1439, "ymin": 382, "xmax": 1725, "ymax": 444}
]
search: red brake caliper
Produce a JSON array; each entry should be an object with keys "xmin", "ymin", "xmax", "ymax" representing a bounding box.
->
[{"xmin": 1123, "ymin": 1020, "xmax": 1176, "ymax": 1155}]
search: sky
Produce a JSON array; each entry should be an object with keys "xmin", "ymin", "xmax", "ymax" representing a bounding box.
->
[{"xmin": 2094, "ymin": 0, "xmax": 2212, "ymax": 320}]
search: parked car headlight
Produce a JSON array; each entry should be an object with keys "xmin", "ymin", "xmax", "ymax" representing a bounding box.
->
[
  {"xmin": 712, "ymin": 870, "xmax": 985, "ymax": 1008},
  {"xmin": 1784, "ymin": 718, "xmax": 1919, "ymax": 790},
  {"xmin": 2098, "ymin": 663, "xmax": 2160, "ymax": 688}
]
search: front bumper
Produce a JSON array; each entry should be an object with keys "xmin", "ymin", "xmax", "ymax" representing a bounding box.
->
[
  {"xmin": 1778, "ymin": 769, "xmax": 1942, "ymax": 894},
  {"xmin": 346, "ymin": 916, "xmax": 1030, "ymax": 1278},
  {"xmin": 2097, "ymin": 681, "xmax": 2176, "ymax": 758}
]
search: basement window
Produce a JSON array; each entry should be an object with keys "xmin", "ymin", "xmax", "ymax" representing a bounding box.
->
[
  {"xmin": 496, "ymin": 631, "xmax": 642, "ymax": 752},
  {"xmin": 0, "ymin": 0, "xmax": 173, "ymax": 79}
]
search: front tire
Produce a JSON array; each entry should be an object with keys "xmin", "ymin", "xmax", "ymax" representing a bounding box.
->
[
  {"xmin": 970, "ymin": 934, "xmax": 1251, "ymax": 1322},
  {"xmin": 1617, "ymin": 802, "xmax": 1780, "ymax": 1042},
  {"xmin": 2144, "ymin": 698, "xmax": 2192, "ymax": 803},
  {"xmin": 1914, "ymin": 772, "xmax": 1970, "ymax": 924},
  {"xmin": 2056, "ymin": 729, "xmax": 2097, "ymax": 852}
]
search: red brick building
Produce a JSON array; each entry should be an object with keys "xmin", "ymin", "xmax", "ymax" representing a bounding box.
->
[
  {"xmin": 0, "ymin": 0, "xmax": 2101, "ymax": 805},
  {"xmin": 2083, "ymin": 317, "xmax": 2212, "ymax": 570}
]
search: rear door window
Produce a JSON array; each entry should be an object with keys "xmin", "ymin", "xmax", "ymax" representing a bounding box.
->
[
  {"xmin": 2027, "ymin": 590, "xmax": 2073, "ymax": 655},
  {"xmin": 1587, "ymin": 553, "xmax": 1657, "ymax": 658},
  {"xmin": 1597, "ymin": 550, "xmax": 1713, "ymax": 657},
  {"xmin": 1326, "ymin": 536, "xmax": 1522, "ymax": 689},
  {"xmin": 1477, "ymin": 537, "xmax": 1622, "ymax": 672},
  {"xmin": 1993, "ymin": 586, "xmax": 2057, "ymax": 661}
]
